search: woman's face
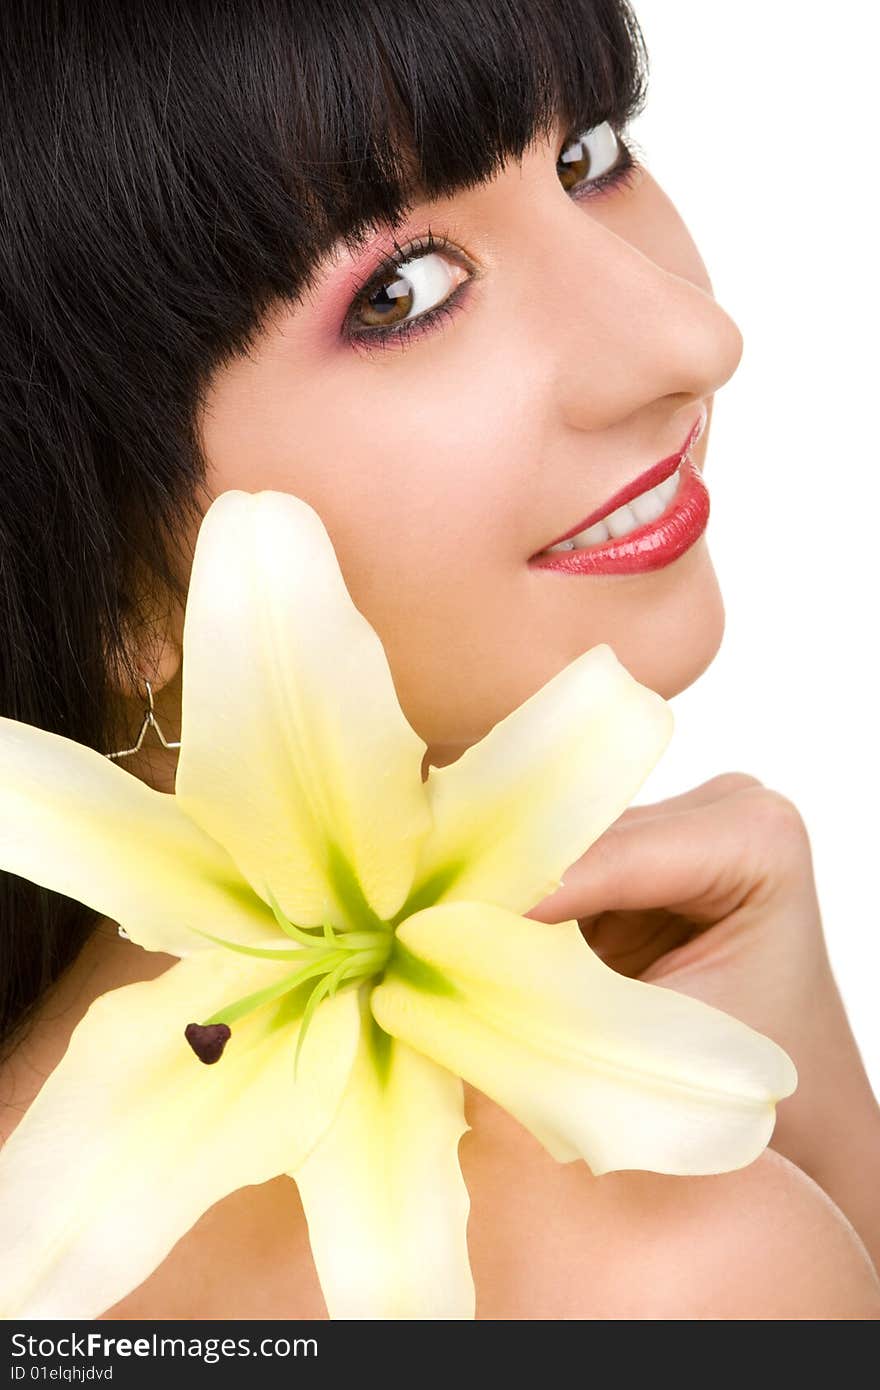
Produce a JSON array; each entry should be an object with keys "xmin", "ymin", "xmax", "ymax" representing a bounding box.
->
[{"xmin": 197, "ymin": 119, "xmax": 743, "ymax": 764}]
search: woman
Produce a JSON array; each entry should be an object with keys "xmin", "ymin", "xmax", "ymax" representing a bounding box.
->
[{"xmin": 1, "ymin": 0, "xmax": 878, "ymax": 1319}]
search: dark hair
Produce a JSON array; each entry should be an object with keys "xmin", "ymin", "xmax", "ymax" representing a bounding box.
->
[{"xmin": 0, "ymin": 0, "xmax": 648, "ymax": 1059}]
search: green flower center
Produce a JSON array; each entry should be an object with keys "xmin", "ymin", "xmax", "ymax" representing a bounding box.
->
[{"xmin": 184, "ymin": 881, "xmax": 393, "ymax": 1072}]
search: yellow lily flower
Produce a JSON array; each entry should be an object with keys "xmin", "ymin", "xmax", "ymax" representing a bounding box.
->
[{"xmin": 0, "ymin": 490, "xmax": 796, "ymax": 1321}]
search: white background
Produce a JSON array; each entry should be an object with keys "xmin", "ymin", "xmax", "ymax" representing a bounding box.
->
[{"xmin": 626, "ymin": 4, "xmax": 879, "ymax": 1093}]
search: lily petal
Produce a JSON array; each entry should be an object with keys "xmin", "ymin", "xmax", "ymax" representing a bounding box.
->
[
  {"xmin": 175, "ymin": 491, "xmax": 432, "ymax": 929},
  {"xmin": 372, "ymin": 903, "xmax": 797, "ymax": 1176},
  {"xmin": 0, "ymin": 717, "xmax": 274, "ymax": 954},
  {"xmin": 0, "ymin": 953, "xmax": 361, "ymax": 1319},
  {"xmin": 293, "ymin": 999, "xmax": 473, "ymax": 1319},
  {"xmin": 400, "ymin": 644, "xmax": 673, "ymax": 918}
]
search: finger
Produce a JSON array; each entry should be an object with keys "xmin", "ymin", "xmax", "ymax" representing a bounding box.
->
[
  {"xmin": 526, "ymin": 786, "xmax": 809, "ymax": 927},
  {"xmin": 617, "ymin": 772, "xmax": 764, "ymax": 825}
]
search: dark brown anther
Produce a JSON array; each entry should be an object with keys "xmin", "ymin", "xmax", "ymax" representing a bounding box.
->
[{"xmin": 185, "ymin": 1022, "xmax": 231, "ymax": 1064}]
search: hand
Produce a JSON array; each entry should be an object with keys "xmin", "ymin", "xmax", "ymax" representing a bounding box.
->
[{"xmin": 526, "ymin": 773, "xmax": 880, "ymax": 1268}]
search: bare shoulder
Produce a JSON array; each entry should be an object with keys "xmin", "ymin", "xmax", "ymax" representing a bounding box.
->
[
  {"xmin": 592, "ymin": 1149, "xmax": 880, "ymax": 1320},
  {"xmin": 464, "ymin": 1090, "xmax": 880, "ymax": 1320}
]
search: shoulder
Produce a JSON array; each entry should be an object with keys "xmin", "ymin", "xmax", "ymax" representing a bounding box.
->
[
  {"xmin": 463, "ymin": 1088, "xmax": 880, "ymax": 1319},
  {"xmin": 594, "ymin": 1149, "xmax": 880, "ymax": 1320}
]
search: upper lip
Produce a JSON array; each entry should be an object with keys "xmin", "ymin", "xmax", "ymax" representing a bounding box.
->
[{"xmin": 533, "ymin": 407, "xmax": 708, "ymax": 554}]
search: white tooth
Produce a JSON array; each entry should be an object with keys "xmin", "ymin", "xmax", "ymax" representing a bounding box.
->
[
  {"xmin": 545, "ymin": 538, "xmax": 576, "ymax": 553},
  {"xmin": 656, "ymin": 470, "xmax": 680, "ymax": 504},
  {"xmin": 572, "ymin": 520, "xmax": 610, "ymax": 547},
  {"xmin": 629, "ymin": 487, "xmax": 666, "ymax": 525},
  {"xmin": 605, "ymin": 502, "xmax": 639, "ymax": 538}
]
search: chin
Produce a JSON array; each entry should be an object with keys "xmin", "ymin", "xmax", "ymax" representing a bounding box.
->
[{"xmin": 598, "ymin": 539, "xmax": 725, "ymax": 701}]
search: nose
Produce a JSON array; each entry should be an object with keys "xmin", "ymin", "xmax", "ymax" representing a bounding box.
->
[{"xmin": 541, "ymin": 206, "xmax": 744, "ymax": 433}]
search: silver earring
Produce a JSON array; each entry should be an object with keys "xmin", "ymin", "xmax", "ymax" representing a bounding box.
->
[{"xmin": 105, "ymin": 678, "xmax": 181, "ymax": 761}]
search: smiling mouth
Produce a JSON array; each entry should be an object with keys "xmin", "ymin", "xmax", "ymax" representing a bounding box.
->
[
  {"xmin": 539, "ymin": 465, "xmax": 682, "ymax": 552},
  {"xmin": 533, "ymin": 410, "xmax": 708, "ymax": 558}
]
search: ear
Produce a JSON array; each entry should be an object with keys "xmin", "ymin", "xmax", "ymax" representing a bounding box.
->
[{"xmin": 107, "ymin": 593, "xmax": 185, "ymax": 703}]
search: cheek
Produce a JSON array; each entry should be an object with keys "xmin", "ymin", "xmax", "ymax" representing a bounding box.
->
[
  {"xmin": 201, "ymin": 341, "xmax": 523, "ymax": 627},
  {"xmin": 201, "ymin": 328, "xmax": 540, "ymax": 608}
]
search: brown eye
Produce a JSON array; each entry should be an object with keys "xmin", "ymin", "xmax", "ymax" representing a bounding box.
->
[
  {"xmin": 557, "ymin": 120, "xmax": 621, "ymax": 191},
  {"xmin": 356, "ymin": 253, "xmax": 468, "ymax": 332}
]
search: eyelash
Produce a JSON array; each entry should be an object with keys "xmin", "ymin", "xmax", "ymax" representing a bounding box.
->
[{"xmin": 345, "ymin": 129, "xmax": 639, "ymax": 355}]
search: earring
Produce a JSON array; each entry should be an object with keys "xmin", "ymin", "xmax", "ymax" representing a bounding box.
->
[{"xmin": 105, "ymin": 678, "xmax": 181, "ymax": 761}]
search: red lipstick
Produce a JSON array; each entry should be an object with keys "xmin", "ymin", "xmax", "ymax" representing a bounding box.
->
[{"xmin": 529, "ymin": 410, "xmax": 709, "ymax": 577}]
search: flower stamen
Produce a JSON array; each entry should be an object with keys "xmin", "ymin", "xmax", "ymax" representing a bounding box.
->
[
  {"xmin": 183, "ymin": 1022, "xmax": 231, "ymax": 1064},
  {"xmin": 184, "ymin": 894, "xmax": 393, "ymax": 1066}
]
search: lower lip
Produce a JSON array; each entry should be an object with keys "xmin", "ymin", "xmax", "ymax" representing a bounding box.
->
[{"xmin": 528, "ymin": 457, "xmax": 710, "ymax": 577}]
